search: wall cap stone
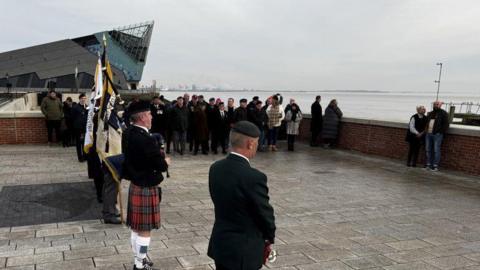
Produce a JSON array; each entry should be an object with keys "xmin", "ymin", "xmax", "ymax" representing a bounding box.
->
[
  {"xmin": 303, "ymin": 114, "xmax": 480, "ymax": 138},
  {"xmin": 0, "ymin": 111, "xmax": 44, "ymax": 118}
]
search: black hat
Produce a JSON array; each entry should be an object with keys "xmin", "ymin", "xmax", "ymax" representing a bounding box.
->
[
  {"xmin": 240, "ymin": 98, "xmax": 248, "ymax": 103},
  {"xmin": 253, "ymin": 96, "xmax": 259, "ymax": 101},
  {"xmin": 232, "ymin": 121, "xmax": 260, "ymax": 138},
  {"xmin": 128, "ymin": 100, "xmax": 150, "ymax": 115}
]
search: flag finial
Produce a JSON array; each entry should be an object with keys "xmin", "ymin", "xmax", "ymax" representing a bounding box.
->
[{"xmin": 102, "ymin": 34, "xmax": 107, "ymax": 47}]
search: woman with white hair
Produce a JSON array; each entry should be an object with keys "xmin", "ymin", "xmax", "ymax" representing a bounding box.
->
[{"xmin": 405, "ymin": 105, "xmax": 427, "ymax": 167}]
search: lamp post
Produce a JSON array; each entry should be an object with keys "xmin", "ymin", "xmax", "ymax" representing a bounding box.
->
[
  {"xmin": 434, "ymin": 63, "xmax": 443, "ymax": 101},
  {"xmin": 5, "ymin": 73, "xmax": 12, "ymax": 95}
]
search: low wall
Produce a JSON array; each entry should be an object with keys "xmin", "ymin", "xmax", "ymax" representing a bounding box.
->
[
  {"xmin": 1, "ymin": 112, "xmax": 479, "ymax": 175},
  {"xmin": 0, "ymin": 112, "xmax": 48, "ymax": 144},
  {"xmin": 298, "ymin": 116, "xmax": 480, "ymax": 175}
]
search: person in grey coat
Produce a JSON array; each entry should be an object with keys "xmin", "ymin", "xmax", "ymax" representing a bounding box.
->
[
  {"xmin": 322, "ymin": 99, "xmax": 343, "ymax": 148},
  {"xmin": 285, "ymin": 103, "xmax": 302, "ymax": 151}
]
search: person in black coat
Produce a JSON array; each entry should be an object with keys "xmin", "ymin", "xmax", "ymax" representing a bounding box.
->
[
  {"xmin": 212, "ymin": 102, "xmax": 230, "ymax": 154},
  {"xmin": 150, "ymin": 96, "xmax": 167, "ymax": 139},
  {"xmin": 424, "ymin": 101, "xmax": 450, "ymax": 171},
  {"xmin": 62, "ymin": 97, "xmax": 74, "ymax": 147},
  {"xmin": 233, "ymin": 99, "xmax": 248, "ymax": 123},
  {"xmin": 208, "ymin": 121, "xmax": 276, "ymax": 270},
  {"xmin": 206, "ymin": 98, "xmax": 219, "ymax": 153},
  {"xmin": 71, "ymin": 93, "xmax": 88, "ymax": 162},
  {"xmin": 405, "ymin": 106, "xmax": 427, "ymax": 167},
  {"xmin": 247, "ymin": 101, "xmax": 268, "ymax": 152},
  {"xmin": 169, "ymin": 97, "xmax": 189, "ymax": 155},
  {"xmin": 310, "ymin": 95, "xmax": 323, "ymax": 146}
]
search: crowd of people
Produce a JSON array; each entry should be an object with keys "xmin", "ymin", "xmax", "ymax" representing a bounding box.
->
[{"xmin": 146, "ymin": 93, "xmax": 344, "ymax": 155}]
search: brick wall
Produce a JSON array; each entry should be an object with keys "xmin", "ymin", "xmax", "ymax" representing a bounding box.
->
[
  {"xmin": 298, "ymin": 116, "xmax": 480, "ymax": 176},
  {"xmin": 0, "ymin": 116, "xmax": 49, "ymax": 144}
]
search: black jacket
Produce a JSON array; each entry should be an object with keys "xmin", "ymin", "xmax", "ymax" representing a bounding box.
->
[
  {"xmin": 310, "ymin": 101, "xmax": 323, "ymax": 132},
  {"xmin": 248, "ymin": 108, "xmax": 267, "ymax": 130},
  {"xmin": 169, "ymin": 105, "xmax": 189, "ymax": 132},
  {"xmin": 121, "ymin": 126, "xmax": 168, "ymax": 187},
  {"xmin": 206, "ymin": 105, "xmax": 218, "ymax": 130},
  {"xmin": 426, "ymin": 108, "xmax": 450, "ymax": 134},
  {"xmin": 233, "ymin": 107, "xmax": 248, "ymax": 123},
  {"xmin": 214, "ymin": 110, "xmax": 230, "ymax": 137},
  {"xmin": 71, "ymin": 103, "xmax": 88, "ymax": 131},
  {"xmin": 208, "ymin": 154, "xmax": 276, "ymax": 270},
  {"xmin": 150, "ymin": 104, "xmax": 167, "ymax": 134}
]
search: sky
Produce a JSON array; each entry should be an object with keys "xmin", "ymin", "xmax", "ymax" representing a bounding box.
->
[{"xmin": 2, "ymin": 0, "xmax": 480, "ymax": 93}]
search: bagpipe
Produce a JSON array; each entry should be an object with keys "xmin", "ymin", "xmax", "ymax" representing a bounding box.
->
[{"xmin": 151, "ymin": 133, "xmax": 170, "ymax": 178}]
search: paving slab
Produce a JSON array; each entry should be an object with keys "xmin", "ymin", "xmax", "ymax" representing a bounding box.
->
[{"xmin": 2, "ymin": 144, "xmax": 480, "ymax": 269}]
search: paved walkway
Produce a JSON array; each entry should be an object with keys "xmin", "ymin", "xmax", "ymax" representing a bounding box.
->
[{"xmin": 1, "ymin": 143, "xmax": 480, "ymax": 269}]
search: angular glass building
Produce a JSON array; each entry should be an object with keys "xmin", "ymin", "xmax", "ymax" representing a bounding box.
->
[{"xmin": 0, "ymin": 21, "xmax": 154, "ymax": 90}]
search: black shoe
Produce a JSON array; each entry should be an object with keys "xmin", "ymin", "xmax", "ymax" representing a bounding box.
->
[
  {"xmin": 104, "ymin": 217, "xmax": 121, "ymax": 224},
  {"xmin": 133, "ymin": 264, "xmax": 157, "ymax": 270},
  {"xmin": 143, "ymin": 258, "xmax": 153, "ymax": 267},
  {"xmin": 97, "ymin": 197, "xmax": 103, "ymax": 203}
]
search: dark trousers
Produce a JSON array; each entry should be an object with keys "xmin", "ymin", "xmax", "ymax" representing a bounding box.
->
[
  {"xmin": 102, "ymin": 166, "xmax": 119, "ymax": 219},
  {"xmin": 210, "ymin": 130, "xmax": 217, "ymax": 152},
  {"xmin": 311, "ymin": 130, "xmax": 321, "ymax": 146},
  {"xmin": 211, "ymin": 131, "xmax": 227, "ymax": 153},
  {"xmin": 73, "ymin": 129, "xmax": 86, "ymax": 161},
  {"xmin": 287, "ymin": 134, "xmax": 296, "ymax": 151},
  {"xmin": 194, "ymin": 139, "xmax": 208, "ymax": 154},
  {"xmin": 267, "ymin": 127, "xmax": 279, "ymax": 146},
  {"xmin": 63, "ymin": 124, "xmax": 74, "ymax": 147},
  {"xmin": 173, "ymin": 130, "xmax": 187, "ymax": 154},
  {"xmin": 165, "ymin": 130, "xmax": 173, "ymax": 153},
  {"xmin": 87, "ymin": 149, "xmax": 104, "ymax": 200},
  {"xmin": 407, "ymin": 139, "xmax": 422, "ymax": 166},
  {"xmin": 215, "ymin": 263, "xmax": 232, "ymax": 270},
  {"xmin": 46, "ymin": 120, "xmax": 61, "ymax": 143}
]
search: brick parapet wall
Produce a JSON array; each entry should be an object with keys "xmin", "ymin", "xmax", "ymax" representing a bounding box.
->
[
  {"xmin": 298, "ymin": 116, "xmax": 480, "ymax": 175},
  {"xmin": 0, "ymin": 113, "xmax": 48, "ymax": 144}
]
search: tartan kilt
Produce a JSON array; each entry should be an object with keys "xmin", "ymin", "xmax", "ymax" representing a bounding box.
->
[{"xmin": 126, "ymin": 183, "xmax": 161, "ymax": 231}]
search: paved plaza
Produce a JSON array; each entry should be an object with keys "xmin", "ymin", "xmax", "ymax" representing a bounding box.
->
[{"xmin": 1, "ymin": 143, "xmax": 480, "ymax": 269}]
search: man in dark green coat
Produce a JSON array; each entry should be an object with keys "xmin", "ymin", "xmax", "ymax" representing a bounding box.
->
[{"xmin": 208, "ymin": 121, "xmax": 276, "ymax": 270}]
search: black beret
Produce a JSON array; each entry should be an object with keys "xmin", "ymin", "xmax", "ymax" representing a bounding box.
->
[
  {"xmin": 232, "ymin": 121, "xmax": 260, "ymax": 138},
  {"xmin": 240, "ymin": 98, "xmax": 248, "ymax": 103},
  {"xmin": 128, "ymin": 100, "xmax": 150, "ymax": 115}
]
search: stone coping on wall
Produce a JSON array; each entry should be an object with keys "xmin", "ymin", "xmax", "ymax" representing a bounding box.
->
[
  {"xmin": 2, "ymin": 111, "xmax": 479, "ymax": 137},
  {"xmin": 0, "ymin": 111, "xmax": 44, "ymax": 118}
]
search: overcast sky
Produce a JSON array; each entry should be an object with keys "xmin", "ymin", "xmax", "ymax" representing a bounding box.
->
[{"xmin": 2, "ymin": 0, "xmax": 480, "ymax": 92}]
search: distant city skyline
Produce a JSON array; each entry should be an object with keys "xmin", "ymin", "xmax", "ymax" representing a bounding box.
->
[{"xmin": 2, "ymin": 0, "xmax": 480, "ymax": 93}]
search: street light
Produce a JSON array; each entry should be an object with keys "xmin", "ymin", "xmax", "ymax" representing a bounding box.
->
[
  {"xmin": 434, "ymin": 63, "xmax": 443, "ymax": 101},
  {"xmin": 5, "ymin": 73, "xmax": 12, "ymax": 95}
]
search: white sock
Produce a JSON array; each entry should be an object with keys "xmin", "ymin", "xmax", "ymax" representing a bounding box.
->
[
  {"xmin": 135, "ymin": 236, "xmax": 151, "ymax": 268},
  {"xmin": 130, "ymin": 231, "xmax": 138, "ymax": 255}
]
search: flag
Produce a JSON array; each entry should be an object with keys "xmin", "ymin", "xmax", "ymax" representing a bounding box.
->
[
  {"xmin": 83, "ymin": 55, "xmax": 103, "ymax": 154},
  {"xmin": 96, "ymin": 40, "xmax": 123, "ymax": 161}
]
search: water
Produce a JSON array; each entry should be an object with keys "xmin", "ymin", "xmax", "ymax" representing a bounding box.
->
[{"xmin": 160, "ymin": 90, "xmax": 480, "ymax": 122}]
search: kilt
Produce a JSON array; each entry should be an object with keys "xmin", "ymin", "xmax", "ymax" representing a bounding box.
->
[{"xmin": 126, "ymin": 183, "xmax": 161, "ymax": 231}]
